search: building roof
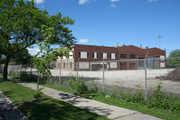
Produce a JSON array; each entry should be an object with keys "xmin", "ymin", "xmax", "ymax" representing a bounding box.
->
[{"xmin": 74, "ymin": 44, "xmax": 165, "ymax": 51}]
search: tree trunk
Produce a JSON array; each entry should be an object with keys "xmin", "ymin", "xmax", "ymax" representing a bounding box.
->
[
  {"xmin": 3, "ymin": 56, "xmax": 11, "ymax": 81},
  {"xmin": 37, "ymin": 72, "xmax": 40, "ymax": 92}
]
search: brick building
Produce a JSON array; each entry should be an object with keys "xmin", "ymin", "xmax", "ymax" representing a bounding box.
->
[{"xmin": 55, "ymin": 44, "xmax": 166, "ymax": 71}]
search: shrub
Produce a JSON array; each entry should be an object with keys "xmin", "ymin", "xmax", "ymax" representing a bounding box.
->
[{"xmin": 68, "ymin": 78, "xmax": 88, "ymax": 95}]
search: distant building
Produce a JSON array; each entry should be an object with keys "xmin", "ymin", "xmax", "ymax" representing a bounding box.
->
[{"xmin": 54, "ymin": 44, "xmax": 166, "ymax": 71}]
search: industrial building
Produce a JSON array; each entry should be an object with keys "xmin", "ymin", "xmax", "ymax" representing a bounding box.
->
[{"xmin": 54, "ymin": 44, "xmax": 166, "ymax": 71}]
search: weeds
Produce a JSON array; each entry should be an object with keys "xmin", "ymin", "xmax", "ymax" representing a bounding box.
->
[
  {"xmin": 34, "ymin": 87, "xmax": 44, "ymax": 100},
  {"xmin": 148, "ymin": 83, "xmax": 180, "ymax": 112},
  {"xmin": 68, "ymin": 78, "xmax": 88, "ymax": 95},
  {"xmin": 88, "ymin": 80, "xmax": 99, "ymax": 93},
  {"xmin": 8, "ymin": 72, "xmax": 180, "ymax": 113}
]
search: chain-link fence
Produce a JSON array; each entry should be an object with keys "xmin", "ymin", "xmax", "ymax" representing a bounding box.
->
[
  {"xmin": 5, "ymin": 57, "xmax": 180, "ymax": 99},
  {"xmin": 50, "ymin": 57, "xmax": 180, "ymax": 99}
]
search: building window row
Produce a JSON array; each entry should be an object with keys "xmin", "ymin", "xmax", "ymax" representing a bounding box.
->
[
  {"xmin": 120, "ymin": 54, "xmax": 136, "ymax": 59},
  {"xmin": 79, "ymin": 52, "xmax": 117, "ymax": 59},
  {"xmin": 59, "ymin": 62, "xmax": 73, "ymax": 69},
  {"xmin": 120, "ymin": 54, "xmax": 127, "ymax": 59},
  {"xmin": 79, "ymin": 52, "xmax": 136, "ymax": 59}
]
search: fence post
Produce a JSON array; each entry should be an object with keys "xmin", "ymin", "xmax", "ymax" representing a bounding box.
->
[
  {"xmin": 103, "ymin": 60, "xmax": 105, "ymax": 93},
  {"xmin": 144, "ymin": 59, "xmax": 148, "ymax": 101},
  {"xmin": 20, "ymin": 65, "xmax": 22, "ymax": 76},
  {"xmin": 2, "ymin": 65, "xmax": 3, "ymax": 74},
  {"xmin": 15, "ymin": 65, "xmax": 17, "ymax": 75},
  {"xmin": 59, "ymin": 62, "xmax": 61, "ymax": 85},
  {"xmin": 31, "ymin": 64, "xmax": 32, "ymax": 75},
  {"xmin": 76, "ymin": 62, "xmax": 79, "ymax": 79}
]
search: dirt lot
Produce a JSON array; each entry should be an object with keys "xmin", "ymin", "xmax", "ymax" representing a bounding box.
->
[
  {"xmin": 23, "ymin": 68, "xmax": 180, "ymax": 95},
  {"xmin": 50, "ymin": 68, "xmax": 180, "ymax": 95}
]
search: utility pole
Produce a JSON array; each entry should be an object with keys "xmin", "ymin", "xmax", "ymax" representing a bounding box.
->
[{"xmin": 157, "ymin": 34, "xmax": 162, "ymax": 49}]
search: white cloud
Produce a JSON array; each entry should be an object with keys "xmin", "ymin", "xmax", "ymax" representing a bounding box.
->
[
  {"xmin": 110, "ymin": 4, "xmax": 116, "ymax": 7},
  {"xmin": 111, "ymin": 0, "xmax": 119, "ymax": 2},
  {"xmin": 27, "ymin": 48, "xmax": 40, "ymax": 56},
  {"xmin": 28, "ymin": 0, "xmax": 45, "ymax": 4},
  {"xmin": 148, "ymin": 0, "xmax": 158, "ymax": 3},
  {"xmin": 79, "ymin": 0, "xmax": 89, "ymax": 5},
  {"xmin": 35, "ymin": 0, "xmax": 45, "ymax": 4},
  {"xmin": 79, "ymin": 39, "xmax": 88, "ymax": 43}
]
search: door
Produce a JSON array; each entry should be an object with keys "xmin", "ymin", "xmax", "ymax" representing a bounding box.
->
[
  {"xmin": 120, "ymin": 63, "xmax": 127, "ymax": 70},
  {"xmin": 138, "ymin": 56, "xmax": 145, "ymax": 69},
  {"xmin": 154, "ymin": 56, "xmax": 160, "ymax": 69},
  {"xmin": 129, "ymin": 63, "xmax": 136, "ymax": 70},
  {"xmin": 147, "ymin": 57, "xmax": 154, "ymax": 69}
]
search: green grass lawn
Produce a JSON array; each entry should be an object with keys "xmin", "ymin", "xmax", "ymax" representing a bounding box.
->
[
  {"xmin": 41, "ymin": 83, "xmax": 180, "ymax": 120},
  {"xmin": 6, "ymin": 74, "xmax": 180, "ymax": 120},
  {"xmin": 41, "ymin": 84, "xmax": 76, "ymax": 93},
  {"xmin": 0, "ymin": 78, "xmax": 109, "ymax": 120}
]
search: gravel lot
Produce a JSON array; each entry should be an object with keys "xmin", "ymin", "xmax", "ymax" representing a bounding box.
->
[
  {"xmin": 22, "ymin": 68, "xmax": 180, "ymax": 95},
  {"xmin": 50, "ymin": 68, "xmax": 180, "ymax": 95}
]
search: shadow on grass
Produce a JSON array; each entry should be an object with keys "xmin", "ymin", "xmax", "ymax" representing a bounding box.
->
[
  {"xmin": 2, "ymin": 91, "xmax": 14, "ymax": 98},
  {"xmin": 0, "ymin": 76, "xmax": 3, "ymax": 83},
  {"xmin": 18, "ymin": 98, "xmax": 108, "ymax": 120}
]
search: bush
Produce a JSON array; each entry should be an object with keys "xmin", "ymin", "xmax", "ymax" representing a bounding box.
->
[
  {"xmin": 21, "ymin": 72, "xmax": 39, "ymax": 82},
  {"xmin": 68, "ymin": 78, "xmax": 88, "ymax": 95}
]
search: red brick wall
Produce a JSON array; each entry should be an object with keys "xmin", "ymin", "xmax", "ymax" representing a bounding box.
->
[
  {"xmin": 74, "ymin": 44, "xmax": 118, "ymax": 62},
  {"xmin": 74, "ymin": 44, "xmax": 166, "ymax": 62}
]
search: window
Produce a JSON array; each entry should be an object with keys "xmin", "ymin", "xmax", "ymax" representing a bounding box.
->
[
  {"xmin": 93, "ymin": 52, "xmax": 98, "ymax": 59},
  {"xmin": 160, "ymin": 55, "xmax": 165, "ymax": 61},
  {"xmin": 130, "ymin": 54, "xmax": 136, "ymax": 59},
  {"xmin": 160, "ymin": 62, "xmax": 165, "ymax": 67},
  {"xmin": 129, "ymin": 63, "xmax": 136, "ymax": 69},
  {"xmin": 110, "ymin": 62, "xmax": 117, "ymax": 68},
  {"xmin": 79, "ymin": 52, "xmax": 89, "ymax": 59},
  {"xmin": 63, "ymin": 62, "xmax": 66, "ymax": 68},
  {"xmin": 120, "ymin": 63, "xmax": 127, "ymax": 70},
  {"xmin": 101, "ymin": 53, "xmax": 108, "ymax": 59},
  {"xmin": 70, "ymin": 62, "xmax": 72, "ymax": 69},
  {"xmin": 110, "ymin": 53, "xmax": 116, "ymax": 59},
  {"xmin": 120, "ymin": 54, "xmax": 127, "ymax": 59},
  {"xmin": 79, "ymin": 62, "xmax": 89, "ymax": 69},
  {"xmin": 138, "ymin": 56, "xmax": 145, "ymax": 67},
  {"xmin": 58, "ymin": 62, "xmax": 61, "ymax": 68}
]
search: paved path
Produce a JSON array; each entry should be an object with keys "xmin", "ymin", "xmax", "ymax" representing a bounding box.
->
[
  {"xmin": 17, "ymin": 82, "xmax": 163, "ymax": 120},
  {"xmin": 0, "ymin": 91, "xmax": 28, "ymax": 120}
]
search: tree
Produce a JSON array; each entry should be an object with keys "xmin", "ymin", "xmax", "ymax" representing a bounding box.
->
[
  {"xmin": 12, "ymin": 49, "xmax": 33, "ymax": 65},
  {"xmin": 0, "ymin": 49, "xmax": 33, "ymax": 65},
  {"xmin": 33, "ymin": 25, "xmax": 71, "ymax": 99},
  {"xmin": 52, "ymin": 47, "xmax": 71, "ymax": 69},
  {"xmin": 0, "ymin": 0, "xmax": 76, "ymax": 81},
  {"xmin": 167, "ymin": 49, "xmax": 180, "ymax": 67},
  {"xmin": 169, "ymin": 49, "xmax": 180, "ymax": 58},
  {"xmin": 0, "ymin": 54, "xmax": 5, "ymax": 65}
]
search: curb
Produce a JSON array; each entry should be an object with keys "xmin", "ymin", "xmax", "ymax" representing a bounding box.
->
[{"xmin": 0, "ymin": 91, "xmax": 29, "ymax": 120}]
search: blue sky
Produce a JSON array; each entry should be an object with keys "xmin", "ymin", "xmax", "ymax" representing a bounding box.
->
[{"xmin": 27, "ymin": 0, "xmax": 180, "ymax": 56}]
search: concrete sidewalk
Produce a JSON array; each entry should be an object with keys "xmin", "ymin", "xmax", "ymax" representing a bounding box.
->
[
  {"xmin": 18, "ymin": 82, "xmax": 163, "ymax": 120},
  {"xmin": 0, "ymin": 91, "xmax": 28, "ymax": 120}
]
